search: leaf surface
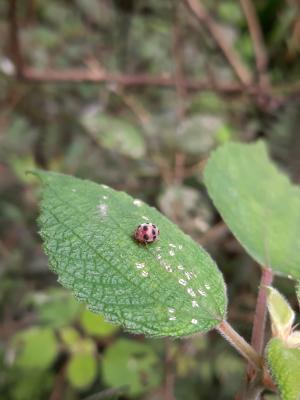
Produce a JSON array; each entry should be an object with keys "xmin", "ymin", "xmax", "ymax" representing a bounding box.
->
[
  {"xmin": 267, "ymin": 338, "xmax": 300, "ymax": 400},
  {"xmin": 101, "ymin": 339, "xmax": 162, "ymax": 396},
  {"xmin": 35, "ymin": 171, "xmax": 227, "ymax": 337},
  {"xmin": 204, "ymin": 141, "xmax": 300, "ymax": 279}
]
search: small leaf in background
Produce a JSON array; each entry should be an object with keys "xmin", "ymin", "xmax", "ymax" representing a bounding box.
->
[
  {"xmin": 35, "ymin": 171, "xmax": 227, "ymax": 337},
  {"xmin": 59, "ymin": 326, "xmax": 80, "ymax": 348},
  {"xmin": 267, "ymin": 338, "xmax": 300, "ymax": 400},
  {"xmin": 67, "ymin": 352, "xmax": 97, "ymax": 390},
  {"xmin": 80, "ymin": 309, "xmax": 119, "ymax": 338},
  {"xmin": 204, "ymin": 141, "xmax": 300, "ymax": 279},
  {"xmin": 176, "ymin": 115, "xmax": 223, "ymax": 157},
  {"xmin": 29, "ymin": 288, "xmax": 81, "ymax": 328},
  {"xmin": 13, "ymin": 327, "xmax": 58, "ymax": 369},
  {"xmin": 11, "ymin": 370, "xmax": 54, "ymax": 400},
  {"xmin": 266, "ymin": 286, "xmax": 295, "ymax": 339},
  {"xmin": 158, "ymin": 185, "xmax": 213, "ymax": 235},
  {"xmin": 101, "ymin": 339, "xmax": 162, "ymax": 396},
  {"xmin": 81, "ymin": 109, "xmax": 146, "ymax": 159}
]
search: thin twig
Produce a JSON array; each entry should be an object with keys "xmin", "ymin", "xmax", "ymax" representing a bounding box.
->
[
  {"xmin": 8, "ymin": 0, "xmax": 23, "ymax": 76},
  {"xmin": 239, "ymin": 0, "xmax": 270, "ymax": 89},
  {"xmin": 163, "ymin": 339, "xmax": 176, "ymax": 400},
  {"xmin": 246, "ymin": 266, "xmax": 273, "ymax": 389},
  {"xmin": 172, "ymin": 2, "xmax": 187, "ymax": 119},
  {"xmin": 183, "ymin": 0, "xmax": 252, "ymax": 85},
  {"xmin": 20, "ymin": 67, "xmax": 244, "ymax": 92},
  {"xmin": 216, "ymin": 320, "xmax": 262, "ymax": 369}
]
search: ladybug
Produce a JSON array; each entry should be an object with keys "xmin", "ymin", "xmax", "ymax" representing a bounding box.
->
[{"xmin": 134, "ymin": 223, "xmax": 160, "ymax": 244}]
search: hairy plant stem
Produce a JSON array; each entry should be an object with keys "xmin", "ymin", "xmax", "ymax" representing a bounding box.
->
[
  {"xmin": 243, "ymin": 266, "xmax": 274, "ymax": 399},
  {"xmin": 216, "ymin": 320, "xmax": 262, "ymax": 370}
]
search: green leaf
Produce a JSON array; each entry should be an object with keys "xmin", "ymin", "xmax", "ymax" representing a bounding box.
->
[
  {"xmin": 267, "ymin": 338, "xmax": 300, "ymax": 400},
  {"xmin": 266, "ymin": 286, "xmax": 295, "ymax": 339},
  {"xmin": 204, "ymin": 141, "xmax": 300, "ymax": 279},
  {"xmin": 176, "ymin": 115, "xmax": 222, "ymax": 156},
  {"xmin": 59, "ymin": 326, "xmax": 80, "ymax": 349},
  {"xmin": 81, "ymin": 111, "xmax": 146, "ymax": 159},
  {"xmin": 13, "ymin": 327, "xmax": 58, "ymax": 370},
  {"xmin": 101, "ymin": 339, "xmax": 162, "ymax": 396},
  {"xmin": 67, "ymin": 353, "xmax": 97, "ymax": 389},
  {"xmin": 35, "ymin": 170, "xmax": 227, "ymax": 337},
  {"xmin": 80, "ymin": 309, "xmax": 119, "ymax": 338},
  {"xmin": 30, "ymin": 288, "xmax": 81, "ymax": 328}
]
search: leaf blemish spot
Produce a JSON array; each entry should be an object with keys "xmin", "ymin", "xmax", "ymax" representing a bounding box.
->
[
  {"xmin": 133, "ymin": 199, "xmax": 143, "ymax": 207},
  {"xmin": 72, "ymin": 188, "xmax": 77, "ymax": 192},
  {"xmin": 101, "ymin": 184, "xmax": 109, "ymax": 189},
  {"xmin": 97, "ymin": 203, "xmax": 108, "ymax": 217},
  {"xmin": 169, "ymin": 243, "xmax": 176, "ymax": 248},
  {"xmin": 102, "ymin": 195, "xmax": 108, "ymax": 200},
  {"xmin": 142, "ymin": 215, "xmax": 149, "ymax": 221}
]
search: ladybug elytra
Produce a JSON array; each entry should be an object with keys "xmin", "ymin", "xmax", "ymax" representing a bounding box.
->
[{"xmin": 134, "ymin": 223, "xmax": 160, "ymax": 244}]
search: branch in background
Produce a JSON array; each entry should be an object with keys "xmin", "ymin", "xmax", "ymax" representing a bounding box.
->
[
  {"xmin": 8, "ymin": 0, "xmax": 23, "ymax": 77},
  {"xmin": 183, "ymin": 0, "xmax": 253, "ymax": 86},
  {"xmin": 239, "ymin": 0, "xmax": 270, "ymax": 89},
  {"xmin": 172, "ymin": 2, "xmax": 187, "ymax": 119},
  {"xmin": 21, "ymin": 66, "xmax": 244, "ymax": 92}
]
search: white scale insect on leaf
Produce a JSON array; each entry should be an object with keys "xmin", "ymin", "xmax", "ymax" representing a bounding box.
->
[
  {"xmin": 187, "ymin": 288, "xmax": 196, "ymax": 297},
  {"xmin": 169, "ymin": 250, "xmax": 175, "ymax": 256},
  {"xmin": 141, "ymin": 270, "xmax": 149, "ymax": 277},
  {"xmin": 169, "ymin": 316, "xmax": 176, "ymax": 321},
  {"xmin": 191, "ymin": 319, "xmax": 198, "ymax": 325},
  {"xmin": 204, "ymin": 283, "xmax": 211, "ymax": 290},
  {"xmin": 168, "ymin": 307, "xmax": 175, "ymax": 313},
  {"xmin": 179, "ymin": 279, "xmax": 187, "ymax": 286},
  {"xmin": 198, "ymin": 288, "xmax": 207, "ymax": 297},
  {"xmin": 192, "ymin": 300, "xmax": 199, "ymax": 308},
  {"xmin": 136, "ymin": 262, "xmax": 145, "ymax": 269},
  {"xmin": 185, "ymin": 272, "xmax": 193, "ymax": 280},
  {"xmin": 177, "ymin": 265, "xmax": 184, "ymax": 270}
]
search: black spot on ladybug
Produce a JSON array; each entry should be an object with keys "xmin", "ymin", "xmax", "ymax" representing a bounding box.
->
[
  {"xmin": 143, "ymin": 234, "xmax": 149, "ymax": 240},
  {"xmin": 152, "ymin": 229, "xmax": 155, "ymax": 235},
  {"xmin": 143, "ymin": 226, "xmax": 148, "ymax": 231},
  {"xmin": 152, "ymin": 224, "xmax": 156, "ymax": 228},
  {"xmin": 153, "ymin": 235, "xmax": 156, "ymax": 240}
]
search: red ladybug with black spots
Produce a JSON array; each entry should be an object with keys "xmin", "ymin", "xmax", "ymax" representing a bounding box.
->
[{"xmin": 134, "ymin": 223, "xmax": 160, "ymax": 244}]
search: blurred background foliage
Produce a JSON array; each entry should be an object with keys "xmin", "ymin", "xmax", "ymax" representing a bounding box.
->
[{"xmin": 0, "ymin": 0, "xmax": 300, "ymax": 399}]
